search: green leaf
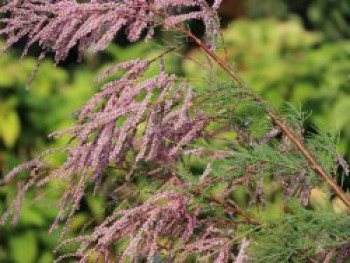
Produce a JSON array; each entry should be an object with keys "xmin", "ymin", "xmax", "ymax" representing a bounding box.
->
[
  {"xmin": 0, "ymin": 109, "xmax": 20, "ymax": 148},
  {"xmin": 19, "ymin": 205, "xmax": 46, "ymax": 227},
  {"xmin": 87, "ymin": 196, "xmax": 105, "ymax": 222},
  {"xmin": 70, "ymin": 213, "xmax": 89, "ymax": 230},
  {"xmin": 0, "ymin": 246, "xmax": 7, "ymax": 262},
  {"xmin": 9, "ymin": 231, "xmax": 38, "ymax": 263},
  {"xmin": 38, "ymin": 252, "xmax": 53, "ymax": 263}
]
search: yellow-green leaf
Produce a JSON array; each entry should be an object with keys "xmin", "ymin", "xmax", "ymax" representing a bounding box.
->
[
  {"xmin": 9, "ymin": 231, "xmax": 38, "ymax": 263},
  {"xmin": 0, "ymin": 110, "xmax": 20, "ymax": 148}
]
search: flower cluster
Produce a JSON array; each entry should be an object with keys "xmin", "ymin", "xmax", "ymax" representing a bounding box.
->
[
  {"xmin": 0, "ymin": 58, "xmax": 208, "ymax": 236},
  {"xmin": 0, "ymin": 0, "xmax": 218, "ymax": 258},
  {"xmin": 57, "ymin": 192, "xmax": 200, "ymax": 262},
  {"xmin": 0, "ymin": 0, "xmax": 221, "ymax": 63},
  {"xmin": 57, "ymin": 190, "xmax": 247, "ymax": 263}
]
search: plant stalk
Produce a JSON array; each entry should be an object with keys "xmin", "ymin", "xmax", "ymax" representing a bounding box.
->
[{"xmin": 175, "ymin": 24, "xmax": 350, "ymax": 208}]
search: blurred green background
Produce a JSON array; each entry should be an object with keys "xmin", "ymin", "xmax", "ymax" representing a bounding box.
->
[{"xmin": 0, "ymin": 0, "xmax": 349, "ymax": 262}]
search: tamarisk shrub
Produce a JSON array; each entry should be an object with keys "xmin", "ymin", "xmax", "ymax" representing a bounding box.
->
[{"xmin": 1, "ymin": 0, "xmax": 349, "ymax": 262}]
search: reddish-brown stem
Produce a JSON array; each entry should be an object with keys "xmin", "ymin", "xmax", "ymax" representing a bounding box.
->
[
  {"xmin": 174, "ymin": 23, "xmax": 350, "ymax": 208},
  {"xmin": 205, "ymin": 195, "xmax": 259, "ymax": 225}
]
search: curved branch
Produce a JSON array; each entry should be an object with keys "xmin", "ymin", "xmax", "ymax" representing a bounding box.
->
[{"xmin": 173, "ymin": 21, "xmax": 350, "ymax": 208}]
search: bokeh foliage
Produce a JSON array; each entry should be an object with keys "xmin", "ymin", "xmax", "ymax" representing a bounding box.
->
[{"xmin": 245, "ymin": 0, "xmax": 350, "ymax": 40}]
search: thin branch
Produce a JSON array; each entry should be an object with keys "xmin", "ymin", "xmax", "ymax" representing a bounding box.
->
[{"xmin": 172, "ymin": 21, "xmax": 350, "ymax": 208}]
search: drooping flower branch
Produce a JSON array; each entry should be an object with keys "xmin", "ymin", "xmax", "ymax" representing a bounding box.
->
[
  {"xmin": 0, "ymin": 0, "xmax": 221, "ymax": 63},
  {"xmin": 56, "ymin": 192, "xmax": 200, "ymax": 262},
  {"xmin": 56, "ymin": 189, "xmax": 250, "ymax": 263},
  {"xmin": 1, "ymin": 0, "xmax": 154, "ymax": 62},
  {"xmin": 0, "ymin": 58, "xmax": 209, "ymax": 233}
]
